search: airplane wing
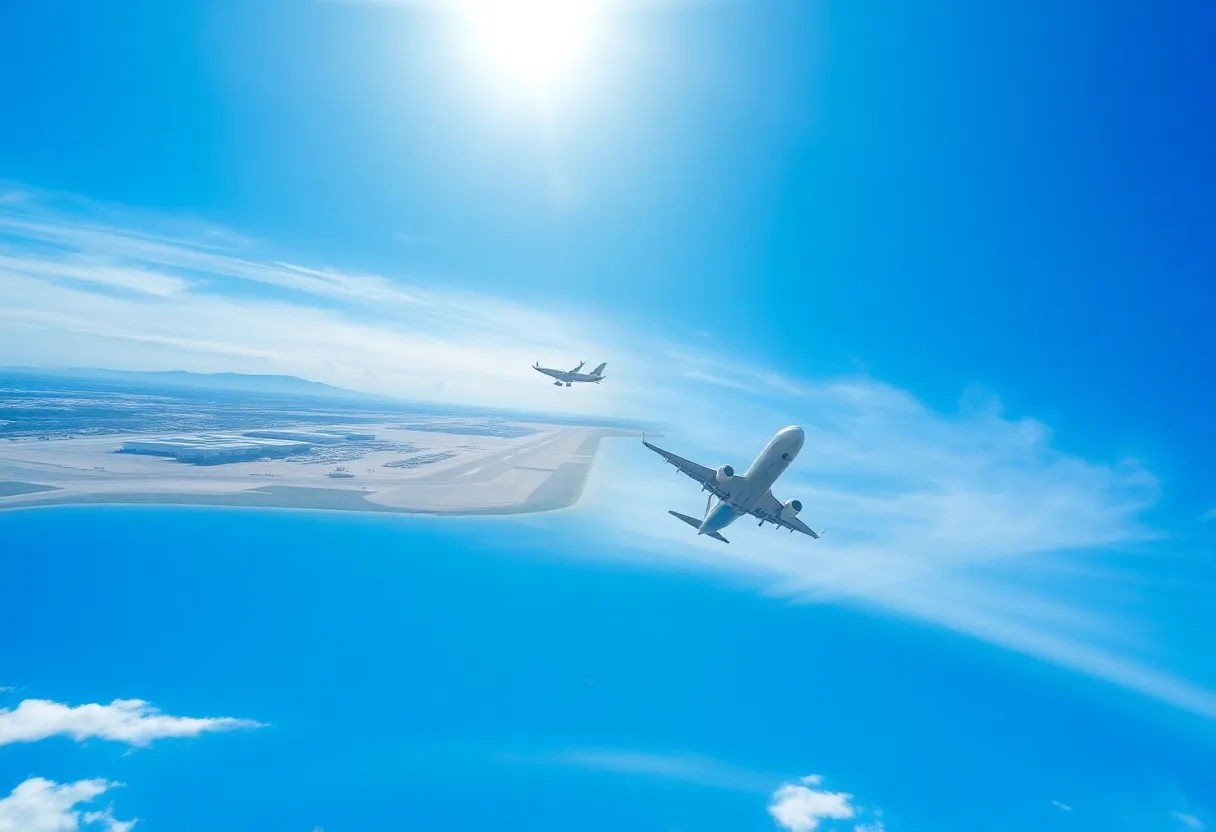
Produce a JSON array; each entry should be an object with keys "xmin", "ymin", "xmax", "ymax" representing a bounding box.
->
[
  {"xmin": 751, "ymin": 490, "xmax": 820, "ymax": 538},
  {"xmin": 642, "ymin": 437, "xmax": 730, "ymax": 499},
  {"xmin": 569, "ymin": 360, "xmax": 586, "ymax": 373},
  {"xmin": 533, "ymin": 363, "xmax": 559, "ymax": 378}
]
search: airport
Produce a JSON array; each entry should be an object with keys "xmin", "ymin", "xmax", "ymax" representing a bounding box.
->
[
  {"xmin": 119, "ymin": 434, "xmax": 315, "ymax": 464},
  {"xmin": 0, "ymin": 419, "xmax": 619, "ymax": 516}
]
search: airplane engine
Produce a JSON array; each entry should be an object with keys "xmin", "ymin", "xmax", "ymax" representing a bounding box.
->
[
  {"xmin": 715, "ymin": 465, "xmax": 735, "ymax": 484},
  {"xmin": 782, "ymin": 499, "xmax": 802, "ymax": 516}
]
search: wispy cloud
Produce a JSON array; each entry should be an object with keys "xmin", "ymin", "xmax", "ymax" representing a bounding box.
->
[
  {"xmin": 0, "ymin": 698, "xmax": 262, "ymax": 748},
  {"xmin": 1174, "ymin": 812, "xmax": 1207, "ymax": 831},
  {"xmin": 3, "ymin": 185, "xmax": 1213, "ymax": 723},
  {"xmin": 0, "ymin": 778, "xmax": 135, "ymax": 832},
  {"xmin": 552, "ymin": 749, "xmax": 772, "ymax": 792},
  {"xmin": 1052, "ymin": 800, "xmax": 1074, "ymax": 812},
  {"xmin": 0, "ymin": 192, "xmax": 648, "ymax": 417},
  {"xmin": 574, "ymin": 371, "xmax": 1216, "ymax": 719}
]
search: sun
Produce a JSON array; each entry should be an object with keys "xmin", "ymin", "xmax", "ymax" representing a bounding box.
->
[{"xmin": 454, "ymin": 0, "xmax": 606, "ymax": 102}]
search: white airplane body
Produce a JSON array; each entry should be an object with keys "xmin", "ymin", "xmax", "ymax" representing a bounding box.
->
[
  {"xmin": 644, "ymin": 426, "xmax": 820, "ymax": 543},
  {"xmin": 533, "ymin": 360, "xmax": 607, "ymax": 387}
]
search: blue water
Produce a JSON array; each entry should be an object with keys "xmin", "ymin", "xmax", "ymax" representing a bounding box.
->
[{"xmin": 1, "ymin": 507, "xmax": 1212, "ymax": 831}]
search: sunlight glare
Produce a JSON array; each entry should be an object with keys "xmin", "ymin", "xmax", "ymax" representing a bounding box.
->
[{"xmin": 456, "ymin": 0, "xmax": 606, "ymax": 102}]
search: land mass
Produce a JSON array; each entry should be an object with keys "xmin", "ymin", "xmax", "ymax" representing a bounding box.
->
[
  {"xmin": 0, "ymin": 366, "xmax": 394, "ymax": 401},
  {"xmin": 0, "ymin": 370, "xmax": 636, "ymax": 516}
]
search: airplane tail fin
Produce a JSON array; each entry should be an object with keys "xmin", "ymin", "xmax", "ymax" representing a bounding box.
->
[
  {"xmin": 668, "ymin": 511, "xmax": 729, "ymax": 543},
  {"xmin": 590, "ymin": 362, "xmax": 607, "ymax": 377}
]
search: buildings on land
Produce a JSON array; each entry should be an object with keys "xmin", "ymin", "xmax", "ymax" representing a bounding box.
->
[
  {"xmin": 119, "ymin": 428, "xmax": 377, "ymax": 465},
  {"xmin": 120, "ymin": 434, "xmax": 311, "ymax": 464},
  {"xmin": 242, "ymin": 430, "xmax": 375, "ymax": 443}
]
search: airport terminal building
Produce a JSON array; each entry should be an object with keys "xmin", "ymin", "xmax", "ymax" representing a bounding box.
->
[{"xmin": 119, "ymin": 434, "xmax": 312, "ymax": 464}]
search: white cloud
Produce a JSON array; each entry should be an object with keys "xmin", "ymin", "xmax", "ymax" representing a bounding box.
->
[
  {"xmin": 1052, "ymin": 800, "xmax": 1073, "ymax": 812},
  {"xmin": 3, "ymin": 186, "xmax": 1214, "ymax": 722},
  {"xmin": 0, "ymin": 778, "xmax": 135, "ymax": 832},
  {"xmin": 768, "ymin": 776, "xmax": 856, "ymax": 832},
  {"xmin": 571, "ymin": 370, "xmax": 1216, "ymax": 720},
  {"xmin": 1174, "ymin": 812, "xmax": 1206, "ymax": 831},
  {"xmin": 550, "ymin": 751, "xmax": 881, "ymax": 832},
  {"xmin": 0, "ymin": 698, "xmax": 262, "ymax": 748},
  {"xmin": 0, "ymin": 197, "xmax": 649, "ymax": 417}
]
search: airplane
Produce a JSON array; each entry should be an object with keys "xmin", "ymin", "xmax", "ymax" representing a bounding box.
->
[
  {"xmin": 643, "ymin": 425, "xmax": 821, "ymax": 544},
  {"xmin": 532, "ymin": 360, "xmax": 608, "ymax": 387}
]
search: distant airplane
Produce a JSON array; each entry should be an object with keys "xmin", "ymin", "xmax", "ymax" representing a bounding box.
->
[
  {"xmin": 643, "ymin": 426, "xmax": 821, "ymax": 544},
  {"xmin": 532, "ymin": 360, "xmax": 607, "ymax": 387}
]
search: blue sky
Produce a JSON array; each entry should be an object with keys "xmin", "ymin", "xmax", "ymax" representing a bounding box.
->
[
  {"xmin": 1, "ymin": 508, "xmax": 1214, "ymax": 832},
  {"xmin": 1, "ymin": 0, "xmax": 1215, "ymax": 830}
]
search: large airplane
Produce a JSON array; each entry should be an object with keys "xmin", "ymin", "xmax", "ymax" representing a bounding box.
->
[
  {"xmin": 532, "ymin": 360, "xmax": 608, "ymax": 387},
  {"xmin": 643, "ymin": 426, "xmax": 821, "ymax": 544}
]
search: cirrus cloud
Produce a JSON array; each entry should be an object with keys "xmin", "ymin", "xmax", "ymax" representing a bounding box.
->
[{"xmin": 4, "ymin": 184, "xmax": 1215, "ymax": 726}]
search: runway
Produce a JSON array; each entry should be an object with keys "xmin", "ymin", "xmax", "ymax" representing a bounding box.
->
[{"xmin": 0, "ymin": 421, "xmax": 626, "ymax": 516}]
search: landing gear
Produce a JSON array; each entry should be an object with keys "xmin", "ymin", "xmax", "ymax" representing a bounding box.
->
[
  {"xmin": 565, "ymin": 382, "xmax": 572, "ymax": 387},
  {"xmin": 554, "ymin": 381, "xmax": 562, "ymax": 386}
]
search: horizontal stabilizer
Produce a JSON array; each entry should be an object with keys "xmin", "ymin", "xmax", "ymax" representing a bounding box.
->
[{"xmin": 668, "ymin": 510, "xmax": 729, "ymax": 543}]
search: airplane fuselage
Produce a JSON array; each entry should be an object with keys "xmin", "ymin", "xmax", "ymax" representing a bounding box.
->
[
  {"xmin": 533, "ymin": 366, "xmax": 605, "ymax": 385},
  {"xmin": 699, "ymin": 426, "xmax": 805, "ymax": 535}
]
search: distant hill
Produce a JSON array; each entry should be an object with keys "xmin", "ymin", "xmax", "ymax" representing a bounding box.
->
[
  {"xmin": 0, "ymin": 366, "xmax": 650, "ymax": 430},
  {"xmin": 0, "ymin": 367, "xmax": 392, "ymax": 402}
]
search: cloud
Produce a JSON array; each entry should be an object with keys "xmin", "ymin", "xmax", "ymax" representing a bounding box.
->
[
  {"xmin": 572, "ymin": 368, "xmax": 1216, "ymax": 720},
  {"xmin": 553, "ymin": 749, "xmax": 772, "ymax": 792},
  {"xmin": 1174, "ymin": 812, "xmax": 1206, "ymax": 831},
  {"xmin": 1052, "ymin": 800, "xmax": 1073, "ymax": 812},
  {"xmin": 767, "ymin": 775, "xmax": 856, "ymax": 832},
  {"xmin": 0, "ymin": 778, "xmax": 135, "ymax": 832},
  {"xmin": 550, "ymin": 751, "xmax": 881, "ymax": 832},
  {"xmin": 0, "ymin": 193, "xmax": 653, "ymax": 417},
  {"xmin": 0, "ymin": 699, "xmax": 263, "ymax": 748},
  {"xmin": 3, "ymin": 185, "xmax": 1214, "ymax": 722},
  {"xmin": 1202, "ymin": 507, "xmax": 1216, "ymax": 522}
]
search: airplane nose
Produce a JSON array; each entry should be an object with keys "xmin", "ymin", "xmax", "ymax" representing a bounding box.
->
[{"xmin": 783, "ymin": 425, "xmax": 805, "ymax": 445}]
